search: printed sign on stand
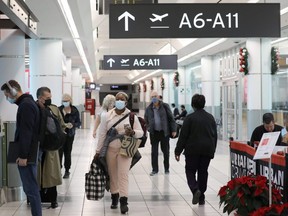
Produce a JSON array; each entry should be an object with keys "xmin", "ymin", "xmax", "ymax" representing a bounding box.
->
[{"xmin": 253, "ymin": 132, "xmax": 280, "ymax": 160}]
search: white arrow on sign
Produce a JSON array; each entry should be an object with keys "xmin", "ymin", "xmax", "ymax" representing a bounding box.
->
[
  {"xmin": 118, "ymin": 11, "xmax": 135, "ymax": 31},
  {"xmin": 107, "ymin": 58, "xmax": 115, "ymax": 67}
]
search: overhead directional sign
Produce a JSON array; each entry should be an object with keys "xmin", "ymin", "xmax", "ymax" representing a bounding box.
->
[
  {"xmin": 103, "ymin": 55, "xmax": 177, "ymax": 70},
  {"xmin": 109, "ymin": 3, "xmax": 280, "ymax": 38}
]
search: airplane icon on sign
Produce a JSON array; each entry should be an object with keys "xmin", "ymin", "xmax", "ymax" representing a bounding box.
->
[
  {"xmin": 150, "ymin": 13, "xmax": 168, "ymax": 22},
  {"xmin": 121, "ymin": 59, "xmax": 129, "ymax": 64}
]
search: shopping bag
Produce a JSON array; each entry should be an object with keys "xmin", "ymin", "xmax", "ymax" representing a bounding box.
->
[
  {"xmin": 85, "ymin": 159, "xmax": 107, "ymax": 200},
  {"xmin": 119, "ymin": 135, "xmax": 141, "ymax": 157}
]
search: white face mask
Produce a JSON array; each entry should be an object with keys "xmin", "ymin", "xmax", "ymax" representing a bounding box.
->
[
  {"xmin": 62, "ymin": 101, "xmax": 70, "ymax": 107},
  {"xmin": 115, "ymin": 100, "xmax": 125, "ymax": 110}
]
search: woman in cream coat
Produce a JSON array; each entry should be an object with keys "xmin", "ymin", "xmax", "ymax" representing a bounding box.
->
[{"xmin": 95, "ymin": 92, "xmax": 143, "ymax": 214}]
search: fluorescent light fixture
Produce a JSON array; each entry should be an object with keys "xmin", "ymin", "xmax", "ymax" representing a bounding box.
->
[
  {"xmin": 271, "ymin": 37, "xmax": 288, "ymax": 45},
  {"xmin": 281, "ymin": 7, "xmax": 288, "ymax": 15},
  {"xmin": 248, "ymin": 0, "xmax": 260, "ymax": 3},
  {"xmin": 190, "ymin": 65, "xmax": 201, "ymax": 70},
  {"xmin": 134, "ymin": 70, "xmax": 162, "ymax": 83},
  {"xmin": 178, "ymin": 38, "xmax": 227, "ymax": 63},
  {"xmin": 57, "ymin": 0, "xmax": 93, "ymax": 82}
]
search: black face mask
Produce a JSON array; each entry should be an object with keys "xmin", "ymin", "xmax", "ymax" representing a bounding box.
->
[{"xmin": 44, "ymin": 99, "xmax": 52, "ymax": 106}]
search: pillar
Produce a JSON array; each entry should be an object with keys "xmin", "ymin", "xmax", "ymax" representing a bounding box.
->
[
  {"xmin": 29, "ymin": 39, "xmax": 63, "ymax": 106},
  {"xmin": 63, "ymin": 56, "xmax": 72, "ymax": 96},
  {"xmin": 246, "ymin": 38, "xmax": 272, "ymax": 138},
  {"xmin": 0, "ymin": 30, "xmax": 25, "ymax": 121},
  {"xmin": 201, "ymin": 56, "xmax": 221, "ymax": 118},
  {"xmin": 72, "ymin": 68, "xmax": 85, "ymax": 106}
]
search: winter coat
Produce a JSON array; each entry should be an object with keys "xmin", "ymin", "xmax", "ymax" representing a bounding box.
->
[{"xmin": 58, "ymin": 105, "xmax": 81, "ymax": 137}]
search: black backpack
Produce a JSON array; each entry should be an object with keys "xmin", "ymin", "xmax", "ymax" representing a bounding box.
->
[
  {"xmin": 39, "ymin": 107, "xmax": 66, "ymax": 151},
  {"xmin": 129, "ymin": 113, "xmax": 147, "ymax": 148}
]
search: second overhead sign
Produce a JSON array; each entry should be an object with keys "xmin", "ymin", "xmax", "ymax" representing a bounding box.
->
[{"xmin": 103, "ymin": 55, "xmax": 178, "ymax": 70}]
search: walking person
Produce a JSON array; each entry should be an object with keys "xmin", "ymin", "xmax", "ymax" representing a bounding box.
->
[
  {"xmin": 1, "ymin": 80, "xmax": 42, "ymax": 216},
  {"xmin": 36, "ymin": 87, "xmax": 66, "ymax": 208},
  {"xmin": 175, "ymin": 94, "xmax": 217, "ymax": 205},
  {"xmin": 144, "ymin": 90, "xmax": 177, "ymax": 176},
  {"xmin": 92, "ymin": 94, "xmax": 115, "ymax": 138},
  {"xmin": 58, "ymin": 93, "xmax": 81, "ymax": 178},
  {"xmin": 95, "ymin": 92, "xmax": 143, "ymax": 214}
]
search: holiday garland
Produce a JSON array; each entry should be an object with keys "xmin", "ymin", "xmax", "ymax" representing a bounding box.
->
[
  {"xmin": 271, "ymin": 47, "xmax": 279, "ymax": 75},
  {"xmin": 150, "ymin": 79, "xmax": 154, "ymax": 90},
  {"xmin": 160, "ymin": 77, "xmax": 165, "ymax": 90},
  {"xmin": 239, "ymin": 47, "xmax": 248, "ymax": 75},
  {"xmin": 173, "ymin": 71, "xmax": 179, "ymax": 87}
]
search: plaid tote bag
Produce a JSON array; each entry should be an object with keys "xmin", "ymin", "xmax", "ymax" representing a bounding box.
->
[{"xmin": 85, "ymin": 159, "xmax": 107, "ymax": 200}]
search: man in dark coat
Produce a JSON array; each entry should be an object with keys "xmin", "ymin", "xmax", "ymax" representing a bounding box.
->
[
  {"xmin": 175, "ymin": 94, "xmax": 217, "ymax": 206},
  {"xmin": 145, "ymin": 91, "xmax": 177, "ymax": 176},
  {"xmin": 1, "ymin": 80, "xmax": 42, "ymax": 216},
  {"xmin": 250, "ymin": 112, "xmax": 283, "ymax": 147}
]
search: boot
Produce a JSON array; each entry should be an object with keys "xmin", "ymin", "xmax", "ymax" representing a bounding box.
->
[
  {"xmin": 120, "ymin": 196, "xmax": 129, "ymax": 214},
  {"xmin": 110, "ymin": 193, "xmax": 119, "ymax": 209}
]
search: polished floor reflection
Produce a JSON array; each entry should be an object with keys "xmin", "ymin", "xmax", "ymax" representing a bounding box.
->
[{"xmin": 0, "ymin": 117, "xmax": 230, "ymax": 216}]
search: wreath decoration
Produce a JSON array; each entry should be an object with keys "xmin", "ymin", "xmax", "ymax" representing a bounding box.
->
[
  {"xmin": 239, "ymin": 47, "xmax": 248, "ymax": 75},
  {"xmin": 173, "ymin": 71, "xmax": 179, "ymax": 87},
  {"xmin": 160, "ymin": 77, "xmax": 165, "ymax": 90},
  {"xmin": 150, "ymin": 79, "xmax": 154, "ymax": 90},
  {"xmin": 143, "ymin": 83, "xmax": 147, "ymax": 92},
  {"xmin": 271, "ymin": 47, "xmax": 279, "ymax": 75}
]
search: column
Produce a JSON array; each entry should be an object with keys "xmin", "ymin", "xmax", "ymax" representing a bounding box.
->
[
  {"xmin": 29, "ymin": 39, "xmax": 63, "ymax": 106},
  {"xmin": 246, "ymin": 38, "xmax": 272, "ymax": 138},
  {"xmin": 0, "ymin": 30, "xmax": 25, "ymax": 121},
  {"xmin": 63, "ymin": 56, "xmax": 72, "ymax": 95},
  {"xmin": 177, "ymin": 67, "xmax": 186, "ymax": 108},
  {"xmin": 162, "ymin": 72, "xmax": 169, "ymax": 103},
  {"xmin": 72, "ymin": 68, "xmax": 85, "ymax": 106},
  {"xmin": 201, "ymin": 56, "xmax": 221, "ymax": 118}
]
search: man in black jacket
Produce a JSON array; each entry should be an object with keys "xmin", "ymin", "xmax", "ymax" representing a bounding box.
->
[
  {"xmin": 175, "ymin": 94, "xmax": 217, "ymax": 206},
  {"xmin": 1, "ymin": 80, "xmax": 42, "ymax": 216},
  {"xmin": 250, "ymin": 113, "xmax": 283, "ymax": 147},
  {"xmin": 145, "ymin": 91, "xmax": 177, "ymax": 176}
]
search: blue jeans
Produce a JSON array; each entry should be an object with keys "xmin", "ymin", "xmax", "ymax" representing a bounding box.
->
[{"xmin": 18, "ymin": 164, "xmax": 42, "ymax": 216}]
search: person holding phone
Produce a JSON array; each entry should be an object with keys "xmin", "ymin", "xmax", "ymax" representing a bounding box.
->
[{"xmin": 95, "ymin": 92, "xmax": 143, "ymax": 214}]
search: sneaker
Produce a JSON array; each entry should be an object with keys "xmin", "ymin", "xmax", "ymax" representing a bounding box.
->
[
  {"xmin": 150, "ymin": 171, "xmax": 158, "ymax": 176},
  {"xmin": 165, "ymin": 170, "xmax": 170, "ymax": 174},
  {"xmin": 192, "ymin": 189, "xmax": 201, "ymax": 205},
  {"xmin": 63, "ymin": 171, "xmax": 70, "ymax": 179}
]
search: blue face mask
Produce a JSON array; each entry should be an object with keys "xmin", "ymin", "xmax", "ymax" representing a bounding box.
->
[
  {"xmin": 115, "ymin": 100, "xmax": 125, "ymax": 110},
  {"xmin": 151, "ymin": 97, "xmax": 158, "ymax": 104},
  {"xmin": 62, "ymin": 101, "xmax": 70, "ymax": 107},
  {"xmin": 7, "ymin": 97, "xmax": 16, "ymax": 104}
]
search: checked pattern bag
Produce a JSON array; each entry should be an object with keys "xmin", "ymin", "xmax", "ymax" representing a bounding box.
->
[{"xmin": 85, "ymin": 160, "xmax": 107, "ymax": 200}]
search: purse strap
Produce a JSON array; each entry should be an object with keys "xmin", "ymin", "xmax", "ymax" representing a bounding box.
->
[{"xmin": 111, "ymin": 112, "xmax": 130, "ymax": 128}]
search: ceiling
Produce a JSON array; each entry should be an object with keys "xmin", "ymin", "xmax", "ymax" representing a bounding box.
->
[{"xmin": 23, "ymin": 0, "xmax": 288, "ymax": 84}]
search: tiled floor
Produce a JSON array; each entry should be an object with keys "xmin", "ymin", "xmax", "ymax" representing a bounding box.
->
[{"xmin": 0, "ymin": 117, "xmax": 230, "ymax": 216}]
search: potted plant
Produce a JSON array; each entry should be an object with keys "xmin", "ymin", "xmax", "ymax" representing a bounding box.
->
[
  {"xmin": 250, "ymin": 203, "xmax": 288, "ymax": 216},
  {"xmin": 218, "ymin": 175, "xmax": 282, "ymax": 215}
]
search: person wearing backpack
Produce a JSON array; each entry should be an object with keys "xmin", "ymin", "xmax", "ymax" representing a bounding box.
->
[
  {"xmin": 144, "ymin": 91, "xmax": 177, "ymax": 176},
  {"xmin": 36, "ymin": 87, "xmax": 66, "ymax": 209},
  {"xmin": 58, "ymin": 93, "xmax": 81, "ymax": 179}
]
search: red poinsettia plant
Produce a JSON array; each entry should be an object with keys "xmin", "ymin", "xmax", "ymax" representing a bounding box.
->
[
  {"xmin": 218, "ymin": 175, "xmax": 282, "ymax": 215},
  {"xmin": 250, "ymin": 203, "xmax": 288, "ymax": 216},
  {"xmin": 239, "ymin": 47, "xmax": 249, "ymax": 75}
]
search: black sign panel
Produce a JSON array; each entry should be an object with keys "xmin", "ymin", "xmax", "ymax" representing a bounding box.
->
[
  {"xmin": 110, "ymin": 3, "xmax": 280, "ymax": 38},
  {"xmin": 103, "ymin": 55, "xmax": 177, "ymax": 70}
]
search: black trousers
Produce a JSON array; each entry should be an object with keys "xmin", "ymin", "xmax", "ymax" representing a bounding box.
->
[
  {"xmin": 150, "ymin": 131, "xmax": 170, "ymax": 173},
  {"xmin": 59, "ymin": 135, "xmax": 75, "ymax": 171},
  {"xmin": 185, "ymin": 155, "xmax": 211, "ymax": 199}
]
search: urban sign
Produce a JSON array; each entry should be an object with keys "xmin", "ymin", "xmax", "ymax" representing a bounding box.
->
[
  {"xmin": 103, "ymin": 55, "xmax": 177, "ymax": 70},
  {"xmin": 109, "ymin": 3, "xmax": 280, "ymax": 38}
]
